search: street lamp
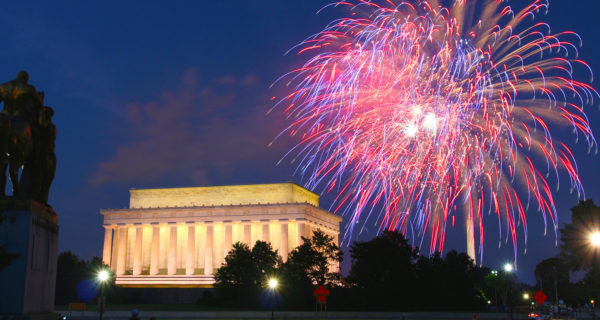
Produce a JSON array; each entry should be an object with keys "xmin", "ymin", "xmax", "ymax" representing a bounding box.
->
[
  {"xmin": 268, "ymin": 278, "xmax": 278, "ymax": 290},
  {"xmin": 98, "ymin": 270, "xmax": 109, "ymax": 282},
  {"xmin": 590, "ymin": 231, "xmax": 600, "ymax": 247},
  {"xmin": 501, "ymin": 263, "xmax": 515, "ymax": 319},
  {"xmin": 267, "ymin": 278, "xmax": 279, "ymax": 320},
  {"xmin": 523, "ymin": 292, "xmax": 531, "ymax": 310},
  {"xmin": 97, "ymin": 270, "xmax": 110, "ymax": 320}
]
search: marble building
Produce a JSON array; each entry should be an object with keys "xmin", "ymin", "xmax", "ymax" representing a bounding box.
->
[{"xmin": 101, "ymin": 183, "xmax": 342, "ymax": 287}]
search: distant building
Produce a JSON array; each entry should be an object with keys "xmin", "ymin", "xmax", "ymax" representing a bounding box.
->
[{"xmin": 101, "ymin": 183, "xmax": 341, "ymax": 287}]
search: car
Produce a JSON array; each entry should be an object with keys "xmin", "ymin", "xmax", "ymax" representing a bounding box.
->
[{"xmin": 527, "ymin": 311, "xmax": 549, "ymax": 320}]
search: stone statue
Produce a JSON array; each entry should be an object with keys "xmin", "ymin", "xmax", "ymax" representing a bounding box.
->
[
  {"xmin": 35, "ymin": 106, "xmax": 57, "ymax": 204},
  {"xmin": 0, "ymin": 71, "xmax": 56, "ymax": 204},
  {"xmin": 0, "ymin": 71, "xmax": 42, "ymax": 124},
  {"xmin": 0, "ymin": 114, "xmax": 32, "ymax": 197}
]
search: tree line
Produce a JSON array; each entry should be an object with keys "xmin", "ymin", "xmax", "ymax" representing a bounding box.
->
[
  {"xmin": 215, "ymin": 229, "xmax": 491, "ymax": 311},
  {"xmin": 52, "ymin": 198, "xmax": 600, "ymax": 310},
  {"xmin": 532, "ymin": 199, "xmax": 600, "ymax": 307},
  {"xmin": 54, "ymin": 230, "xmax": 493, "ymax": 310},
  {"xmin": 217, "ymin": 197, "xmax": 600, "ymax": 311}
]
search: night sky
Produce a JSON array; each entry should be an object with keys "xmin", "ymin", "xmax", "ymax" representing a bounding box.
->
[{"xmin": 2, "ymin": 0, "xmax": 599, "ymax": 284}]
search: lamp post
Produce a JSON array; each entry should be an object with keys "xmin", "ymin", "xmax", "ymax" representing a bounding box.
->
[
  {"xmin": 502, "ymin": 263, "xmax": 515, "ymax": 320},
  {"xmin": 523, "ymin": 293, "xmax": 531, "ymax": 311},
  {"xmin": 267, "ymin": 278, "xmax": 279, "ymax": 320},
  {"xmin": 589, "ymin": 231, "xmax": 600, "ymax": 320},
  {"xmin": 97, "ymin": 270, "xmax": 110, "ymax": 320}
]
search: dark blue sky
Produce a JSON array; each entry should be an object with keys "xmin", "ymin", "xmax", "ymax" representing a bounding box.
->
[{"xmin": 1, "ymin": 0, "xmax": 599, "ymax": 284}]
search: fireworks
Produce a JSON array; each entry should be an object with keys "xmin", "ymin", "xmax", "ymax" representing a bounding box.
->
[{"xmin": 274, "ymin": 0, "xmax": 597, "ymax": 263}]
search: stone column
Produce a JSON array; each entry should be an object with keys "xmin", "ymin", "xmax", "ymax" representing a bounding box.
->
[
  {"xmin": 150, "ymin": 223, "xmax": 160, "ymax": 275},
  {"xmin": 297, "ymin": 219, "xmax": 306, "ymax": 246},
  {"xmin": 261, "ymin": 220, "xmax": 270, "ymax": 243},
  {"xmin": 223, "ymin": 221, "xmax": 233, "ymax": 259},
  {"xmin": 280, "ymin": 220, "xmax": 288, "ymax": 262},
  {"xmin": 186, "ymin": 223, "xmax": 196, "ymax": 275},
  {"xmin": 168, "ymin": 223, "xmax": 177, "ymax": 275},
  {"xmin": 242, "ymin": 220, "xmax": 251, "ymax": 246},
  {"xmin": 132, "ymin": 225, "xmax": 143, "ymax": 275},
  {"xmin": 110, "ymin": 228, "xmax": 119, "ymax": 271},
  {"xmin": 204, "ymin": 222, "xmax": 214, "ymax": 275},
  {"xmin": 102, "ymin": 226, "xmax": 113, "ymax": 266},
  {"xmin": 116, "ymin": 226, "xmax": 128, "ymax": 275}
]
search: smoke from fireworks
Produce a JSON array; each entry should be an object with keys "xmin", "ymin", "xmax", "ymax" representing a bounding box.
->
[{"xmin": 272, "ymin": 0, "xmax": 597, "ymax": 263}]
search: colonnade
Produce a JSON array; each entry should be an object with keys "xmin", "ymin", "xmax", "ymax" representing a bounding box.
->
[{"xmin": 102, "ymin": 218, "xmax": 337, "ymax": 276}]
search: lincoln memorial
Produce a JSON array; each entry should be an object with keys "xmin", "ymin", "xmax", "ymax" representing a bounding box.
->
[{"xmin": 101, "ymin": 183, "xmax": 342, "ymax": 287}]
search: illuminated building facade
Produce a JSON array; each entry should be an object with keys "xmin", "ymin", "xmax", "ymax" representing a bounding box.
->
[{"xmin": 100, "ymin": 183, "xmax": 341, "ymax": 287}]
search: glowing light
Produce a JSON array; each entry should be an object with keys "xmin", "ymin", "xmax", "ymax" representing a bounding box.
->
[
  {"xmin": 276, "ymin": 0, "xmax": 598, "ymax": 262},
  {"xmin": 523, "ymin": 293, "xmax": 530, "ymax": 300},
  {"xmin": 405, "ymin": 124, "xmax": 418, "ymax": 137},
  {"xmin": 504, "ymin": 263, "xmax": 514, "ymax": 273},
  {"xmin": 590, "ymin": 231, "xmax": 600, "ymax": 247},
  {"xmin": 97, "ymin": 270, "xmax": 110, "ymax": 282},
  {"xmin": 422, "ymin": 113, "xmax": 437, "ymax": 133},
  {"xmin": 268, "ymin": 278, "xmax": 278, "ymax": 289}
]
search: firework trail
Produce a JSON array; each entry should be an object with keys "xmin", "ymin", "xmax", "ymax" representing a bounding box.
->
[{"xmin": 272, "ymin": 0, "xmax": 597, "ymax": 263}]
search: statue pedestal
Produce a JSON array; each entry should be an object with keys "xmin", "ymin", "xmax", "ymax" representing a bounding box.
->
[{"xmin": 0, "ymin": 199, "xmax": 58, "ymax": 320}]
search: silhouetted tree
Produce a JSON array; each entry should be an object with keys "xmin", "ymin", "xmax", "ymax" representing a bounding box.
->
[
  {"xmin": 55, "ymin": 252, "xmax": 110, "ymax": 305},
  {"xmin": 55, "ymin": 251, "xmax": 88, "ymax": 304},
  {"xmin": 534, "ymin": 257, "xmax": 570, "ymax": 305},
  {"xmin": 436, "ymin": 250, "xmax": 487, "ymax": 310},
  {"xmin": 560, "ymin": 199, "xmax": 600, "ymax": 270},
  {"xmin": 346, "ymin": 230, "xmax": 418, "ymax": 310},
  {"xmin": 415, "ymin": 251, "xmax": 445, "ymax": 309},
  {"xmin": 415, "ymin": 250, "xmax": 487, "ymax": 310},
  {"xmin": 343, "ymin": 231, "xmax": 489, "ymax": 311},
  {"xmin": 215, "ymin": 242, "xmax": 253, "ymax": 285},
  {"xmin": 215, "ymin": 241, "xmax": 280, "ymax": 307},
  {"xmin": 578, "ymin": 268, "xmax": 600, "ymax": 304},
  {"xmin": 279, "ymin": 229, "xmax": 343, "ymax": 309},
  {"xmin": 252, "ymin": 241, "xmax": 280, "ymax": 280},
  {"xmin": 484, "ymin": 269, "xmax": 516, "ymax": 308}
]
